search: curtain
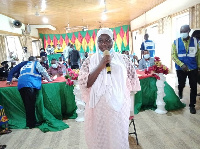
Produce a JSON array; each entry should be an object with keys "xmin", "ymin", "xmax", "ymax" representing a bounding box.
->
[
  {"xmin": 189, "ymin": 4, "xmax": 200, "ymax": 29},
  {"xmin": 0, "ymin": 35, "xmax": 7, "ymax": 64},
  {"xmin": 19, "ymin": 36, "xmax": 33, "ymax": 56}
]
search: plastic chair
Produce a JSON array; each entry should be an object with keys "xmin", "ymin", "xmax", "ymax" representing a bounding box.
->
[{"xmin": 129, "ymin": 115, "xmax": 139, "ymax": 145}]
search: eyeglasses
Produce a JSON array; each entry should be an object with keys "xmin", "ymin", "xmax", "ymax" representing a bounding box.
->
[{"xmin": 97, "ymin": 39, "xmax": 112, "ymax": 44}]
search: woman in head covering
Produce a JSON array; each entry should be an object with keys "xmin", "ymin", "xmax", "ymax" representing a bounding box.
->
[{"xmin": 78, "ymin": 28, "xmax": 141, "ymax": 149}]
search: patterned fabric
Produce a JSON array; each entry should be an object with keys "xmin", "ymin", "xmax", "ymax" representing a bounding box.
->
[
  {"xmin": 0, "ymin": 105, "xmax": 8, "ymax": 126},
  {"xmin": 78, "ymin": 55, "xmax": 141, "ymax": 149},
  {"xmin": 0, "ymin": 35, "xmax": 7, "ymax": 64}
]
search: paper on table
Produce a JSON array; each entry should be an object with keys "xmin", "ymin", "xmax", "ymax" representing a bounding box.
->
[
  {"xmin": 43, "ymin": 79, "xmax": 48, "ymax": 82},
  {"xmin": 53, "ymin": 75, "xmax": 57, "ymax": 80}
]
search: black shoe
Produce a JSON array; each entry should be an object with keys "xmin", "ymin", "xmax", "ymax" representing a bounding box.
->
[
  {"xmin": 178, "ymin": 91, "xmax": 183, "ymax": 99},
  {"xmin": 190, "ymin": 107, "xmax": 196, "ymax": 114},
  {"xmin": 0, "ymin": 145, "xmax": 7, "ymax": 149},
  {"xmin": 28, "ymin": 122, "xmax": 43, "ymax": 129}
]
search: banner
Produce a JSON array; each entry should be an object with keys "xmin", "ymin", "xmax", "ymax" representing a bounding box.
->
[{"xmin": 39, "ymin": 25, "xmax": 130, "ymax": 53}]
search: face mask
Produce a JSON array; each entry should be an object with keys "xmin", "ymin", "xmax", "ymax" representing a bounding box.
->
[
  {"xmin": 41, "ymin": 50, "xmax": 44, "ymax": 52},
  {"xmin": 43, "ymin": 61, "xmax": 47, "ymax": 63},
  {"xmin": 180, "ymin": 33, "xmax": 189, "ymax": 39},
  {"xmin": 59, "ymin": 61, "xmax": 63, "ymax": 64},
  {"xmin": 51, "ymin": 64, "xmax": 58, "ymax": 68},
  {"xmin": 144, "ymin": 54, "xmax": 150, "ymax": 59}
]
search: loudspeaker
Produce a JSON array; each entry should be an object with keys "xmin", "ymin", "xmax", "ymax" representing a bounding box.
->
[{"xmin": 13, "ymin": 20, "xmax": 22, "ymax": 28}]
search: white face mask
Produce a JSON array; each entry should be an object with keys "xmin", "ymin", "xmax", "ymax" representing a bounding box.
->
[
  {"xmin": 51, "ymin": 64, "xmax": 58, "ymax": 68},
  {"xmin": 59, "ymin": 61, "xmax": 63, "ymax": 64},
  {"xmin": 144, "ymin": 54, "xmax": 150, "ymax": 59},
  {"xmin": 180, "ymin": 33, "xmax": 189, "ymax": 39},
  {"xmin": 41, "ymin": 50, "xmax": 44, "ymax": 52}
]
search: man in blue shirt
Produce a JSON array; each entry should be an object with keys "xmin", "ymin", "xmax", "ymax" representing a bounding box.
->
[
  {"xmin": 7, "ymin": 56, "xmax": 52, "ymax": 128},
  {"xmin": 138, "ymin": 50, "xmax": 154, "ymax": 70},
  {"xmin": 140, "ymin": 34, "xmax": 155, "ymax": 59}
]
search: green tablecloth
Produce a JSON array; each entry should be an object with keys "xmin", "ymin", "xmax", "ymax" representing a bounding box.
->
[
  {"xmin": 47, "ymin": 54, "xmax": 62, "ymax": 66},
  {"xmin": 0, "ymin": 82, "xmax": 77, "ymax": 132},
  {"xmin": 134, "ymin": 77, "xmax": 186, "ymax": 114}
]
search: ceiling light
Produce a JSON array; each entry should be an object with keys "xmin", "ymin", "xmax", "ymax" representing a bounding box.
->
[
  {"xmin": 43, "ymin": 17, "xmax": 48, "ymax": 23},
  {"xmin": 41, "ymin": 0, "xmax": 46, "ymax": 11},
  {"xmin": 100, "ymin": 0, "xmax": 105, "ymax": 6},
  {"xmin": 102, "ymin": 13, "xmax": 107, "ymax": 21}
]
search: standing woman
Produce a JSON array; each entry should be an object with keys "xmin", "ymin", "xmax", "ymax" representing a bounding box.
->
[{"xmin": 78, "ymin": 28, "xmax": 141, "ymax": 149}]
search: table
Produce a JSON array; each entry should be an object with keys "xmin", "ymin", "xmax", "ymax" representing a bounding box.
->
[
  {"xmin": 0, "ymin": 77, "xmax": 77, "ymax": 132},
  {"xmin": 135, "ymin": 70, "xmax": 186, "ymax": 114}
]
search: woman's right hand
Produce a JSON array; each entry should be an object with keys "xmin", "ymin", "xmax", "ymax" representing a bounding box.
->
[{"xmin": 98, "ymin": 55, "xmax": 111, "ymax": 70}]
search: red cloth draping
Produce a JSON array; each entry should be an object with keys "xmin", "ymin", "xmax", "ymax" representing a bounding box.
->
[
  {"xmin": 0, "ymin": 70, "xmax": 150, "ymax": 88},
  {"xmin": 136, "ymin": 70, "xmax": 153, "ymax": 79},
  {"xmin": 0, "ymin": 77, "xmax": 67, "ymax": 88}
]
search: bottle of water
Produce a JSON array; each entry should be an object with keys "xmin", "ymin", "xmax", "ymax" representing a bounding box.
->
[
  {"xmin": 146, "ymin": 61, "xmax": 150, "ymax": 70},
  {"xmin": 62, "ymin": 68, "xmax": 66, "ymax": 77}
]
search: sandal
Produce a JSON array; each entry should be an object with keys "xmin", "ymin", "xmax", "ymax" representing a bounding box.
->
[{"xmin": 0, "ymin": 129, "xmax": 12, "ymax": 135}]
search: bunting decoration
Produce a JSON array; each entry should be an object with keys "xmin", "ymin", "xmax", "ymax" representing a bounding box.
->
[{"xmin": 40, "ymin": 25, "xmax": 130, "ymax": 54}]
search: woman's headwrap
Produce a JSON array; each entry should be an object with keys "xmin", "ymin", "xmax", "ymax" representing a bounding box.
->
[
  {"xmin": 97, "ymin": 28, "xmax": 114, "ymax": 42},
  {"xmin": 95, "ymin": 28, "xmax": 114, "ymax": 63}
]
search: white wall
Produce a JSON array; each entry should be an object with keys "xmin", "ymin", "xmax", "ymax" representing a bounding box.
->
[
  {"xmin": 0, "ymin": 14, "xmax": 25, "ymax": 34},
  {"xmin": 0, "ymin": 14, "xmax": 39, "ymax": 38},
  {"xmin": 30, "ymin": 28, "xmax": 39, "ymax": 38},
  {"xmin": 130, "ymin": 0, "xmax": 200, "ymax": 30}
]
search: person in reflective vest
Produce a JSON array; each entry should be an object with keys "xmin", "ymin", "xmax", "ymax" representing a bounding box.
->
[
  {"xmin": 172, "ymin": 25, "xmax": 200, "ymax": 114},
  {"xmin": 7, "ymin": 56, "xmax": 52, "ymax": 128},
  {"xmin": 140, "ymin": 33, "xmax": 155, "ymax": 59}
]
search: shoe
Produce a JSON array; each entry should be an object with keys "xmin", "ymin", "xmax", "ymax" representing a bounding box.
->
[
  {"xmin": 0, "ymin": 145, "xmax": 7, "ymax": 149},
  {"xmin": 178, "ymin": 91, "xmax": 183, "ymax": 99},
  {"xmin": 190, "ymin": 107, "xmax": 196, "ymax": 114},
  {"xmin": 28, "ymin": 122, "xmax": 43, "ymax": 129}
]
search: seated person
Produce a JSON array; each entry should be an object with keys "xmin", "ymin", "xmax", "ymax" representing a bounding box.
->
[
  {"xmin": 9, "ymin": 61, "xmax": 16, "ymax": 70},
  {"xmin": 54, "ymin": 44, "xmax": 63, "ymax": 53},
  {"xmin": 0, "ymin": 61, "xmax": 9, "ymax": 81},
  {"xmin": 9, "ymin": 61, "xmax": 19, "ymax": 79},
  {"xmin": 40, "ymin": 56, "xmax": 49, "ymax": 70},
  {"xmin": 40, "ymin": 48, "xmax": 47, "ymax": 57},
  {"xmin": 132, "ymin": 55, "xmax": 139, "ymax": 67},
  {"xmin": 46, "ymin": 45, "xmax": 54, "ymax": 55},
  {"xmin": 138, "ymin": 50, "xmax": 154, "ymax": 70},
  {"xmin": 58, "ymin": 57, "xmax": 68, "ymax": 68},
  {"xmin": 47, "ymin": 58, "xmax": 66, "ymax": 77}
]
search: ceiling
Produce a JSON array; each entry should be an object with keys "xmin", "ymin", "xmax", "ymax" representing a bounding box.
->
[{"xmin": 0, "ymin": 0, "xmax": 166, "ymax": 34}]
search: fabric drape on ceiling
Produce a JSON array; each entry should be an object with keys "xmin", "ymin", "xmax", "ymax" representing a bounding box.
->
[
  {"xmin": 189, "ymin": 4, "xmax": 200, "ymax": 29},
  {"xmin": 0, "ymin": 35, "xmax": 7, "ymax": 64},
  {"xmin": 40, "ymin": 25, "xmax": 130, "ymax": 53}
]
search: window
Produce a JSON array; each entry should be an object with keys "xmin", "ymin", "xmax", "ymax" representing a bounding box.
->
[
  {"xmin": 32, "ymin": 40, "xmax": 41, "ymax": 56},
  {"xmin": 6, "ymin": 36, "xmax": 23, "ymax": 62}
]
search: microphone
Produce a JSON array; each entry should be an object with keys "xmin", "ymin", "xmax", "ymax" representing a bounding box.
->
[{"xmin": 103, "ymin": 50, "xmax": 111, "ymax": 74}]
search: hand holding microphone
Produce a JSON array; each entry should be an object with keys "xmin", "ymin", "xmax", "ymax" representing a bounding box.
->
[{"xmin": 103, "ymin": 50, "xmax": 111, "ymax": 74}]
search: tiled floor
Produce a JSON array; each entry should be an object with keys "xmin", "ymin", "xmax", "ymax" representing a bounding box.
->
[{"xmin": 0, "ymin": 73, "xmax": 200, "ymax": 149}]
